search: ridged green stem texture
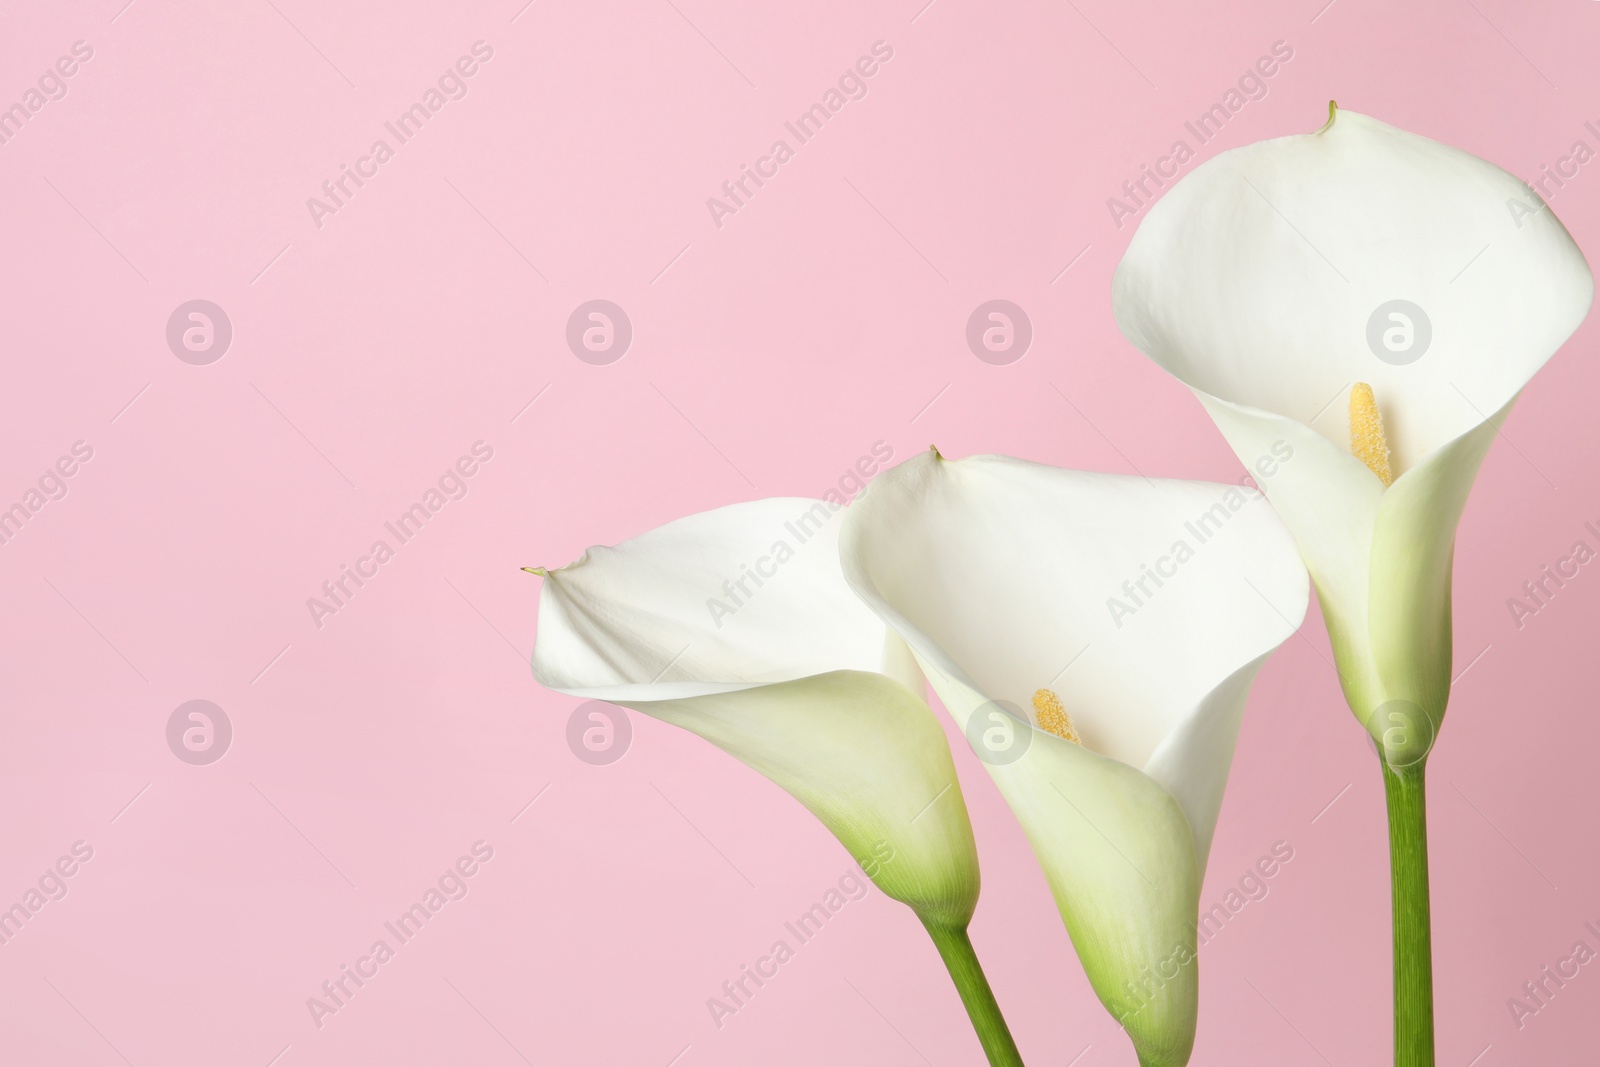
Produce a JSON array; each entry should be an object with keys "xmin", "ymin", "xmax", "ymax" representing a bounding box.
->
[
  {"xmin": 920, "ymin": 920, "xmax": 1025, "ymax": 1067},
  {"xmin": 1383, "ymin": 758, "xmax": 1434, "ymax": 1067}
]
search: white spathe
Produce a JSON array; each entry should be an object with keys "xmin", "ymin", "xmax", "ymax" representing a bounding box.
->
[
  {"xmin": 532, "ymin": 496, "xmax": 981, "ymax": 927},
  {"xmin": 1113, "ymin": 107, "xmax": 1593, "ymax": 745},
  {"xmin": 840, "ymin": 451, "xmax": 1309, "ymax": 1067}
]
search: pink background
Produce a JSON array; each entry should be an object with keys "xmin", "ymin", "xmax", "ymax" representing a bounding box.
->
[{"xmin": 1, "ymin": 0, "xmax": 1596, "ymax": 1063}]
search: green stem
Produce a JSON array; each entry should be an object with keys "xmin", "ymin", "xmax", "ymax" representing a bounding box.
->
[
  {"xmin": 920, "ymin": 919, "xmax": 1025, "ymax": 1067},
  {"xmin": 1382, "ymin": 758, "xmax": 1434, "ymax": 1067}
]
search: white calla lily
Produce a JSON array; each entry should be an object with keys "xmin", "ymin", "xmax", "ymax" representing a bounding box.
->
[
  {"xmin": 1112, "ymin": 105, "xmax": 1594, "ymax": 753},
  {"xmin": 531, "ymin": 497, "xmax": 1023, "ymax": 1064},
  {"xmin": 1113, "ymin": 105, "xmax": 1595, "ymax": 1066},
  {"xmin": 532, "ymin": 496, "xmax": 979, "ymax": 920},
  {"xmin": 840, "ymin": 450, "xmax": 1309, "ymax": 1067}
]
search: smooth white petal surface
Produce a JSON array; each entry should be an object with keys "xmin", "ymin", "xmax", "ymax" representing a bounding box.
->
[
  {"xmin": 1113, "ymin": 107, "xmax": 1593, "ymax": 741},
  {"xmin": 1113, "ymin": 108, "xmax": 1591, "ymax": 470},
  {"xmin": 840, "ymin": 451, "xmax": 1308, "ymax": 1065},
  {"xmin": 1192, "ymin": 396, "xmax": 1386, "ymax": 718},
  {"xmin": 534, "ymin": 498, "xmax": 897, "ymax": 699},
  {"xmin": 533, "ymin": 497, "xmax": 979, "ymax": 925}
]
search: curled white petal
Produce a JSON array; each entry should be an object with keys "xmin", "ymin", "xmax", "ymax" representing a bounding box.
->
[
  {"xmin": 532, "ymin": 497, "xmax": 978, "ymax": 924},
  {"xmin": 1114, "ymin": 108, "xmax": 1593, "ymax": 736}
]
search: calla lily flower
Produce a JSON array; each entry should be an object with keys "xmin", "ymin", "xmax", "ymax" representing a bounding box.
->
[
  {"xmin": 531, "ymin": 497, "xmax": 1022, "ymax": 1064},
  {"xmin": 840, "ymin": 450, "xmax": 1309, "ymax": 1067},
  {"xmin": 1112, "ymin": 105, "xmax": 1594, "ymax": 757}
]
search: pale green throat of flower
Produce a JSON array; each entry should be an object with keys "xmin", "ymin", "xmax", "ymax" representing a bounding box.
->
[{"xmin": 1349, "ymin": 382, "xmax": 1393, "ymax": 487}]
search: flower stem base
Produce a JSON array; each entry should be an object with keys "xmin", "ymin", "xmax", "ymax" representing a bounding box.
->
[
  {"xmin": 920, "ymin": 919, "xmax": 1025, "ymax": 1067},
  {"xmin": 1383, "ymin": 758, "xmax": 1435, "ymax": 1067}
]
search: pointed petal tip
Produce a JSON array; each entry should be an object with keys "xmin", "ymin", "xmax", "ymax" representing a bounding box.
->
[
  {"xmin": 522, "ymin": 566, "xmax": 548, "ymax": 577},
  {"xmin": 1319, "ymin": 99, "xmax": 1338, "ymax": 132},
  {"xmin": 929, "ymin": 444, "xmax": 944, "ymax": 460}
]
